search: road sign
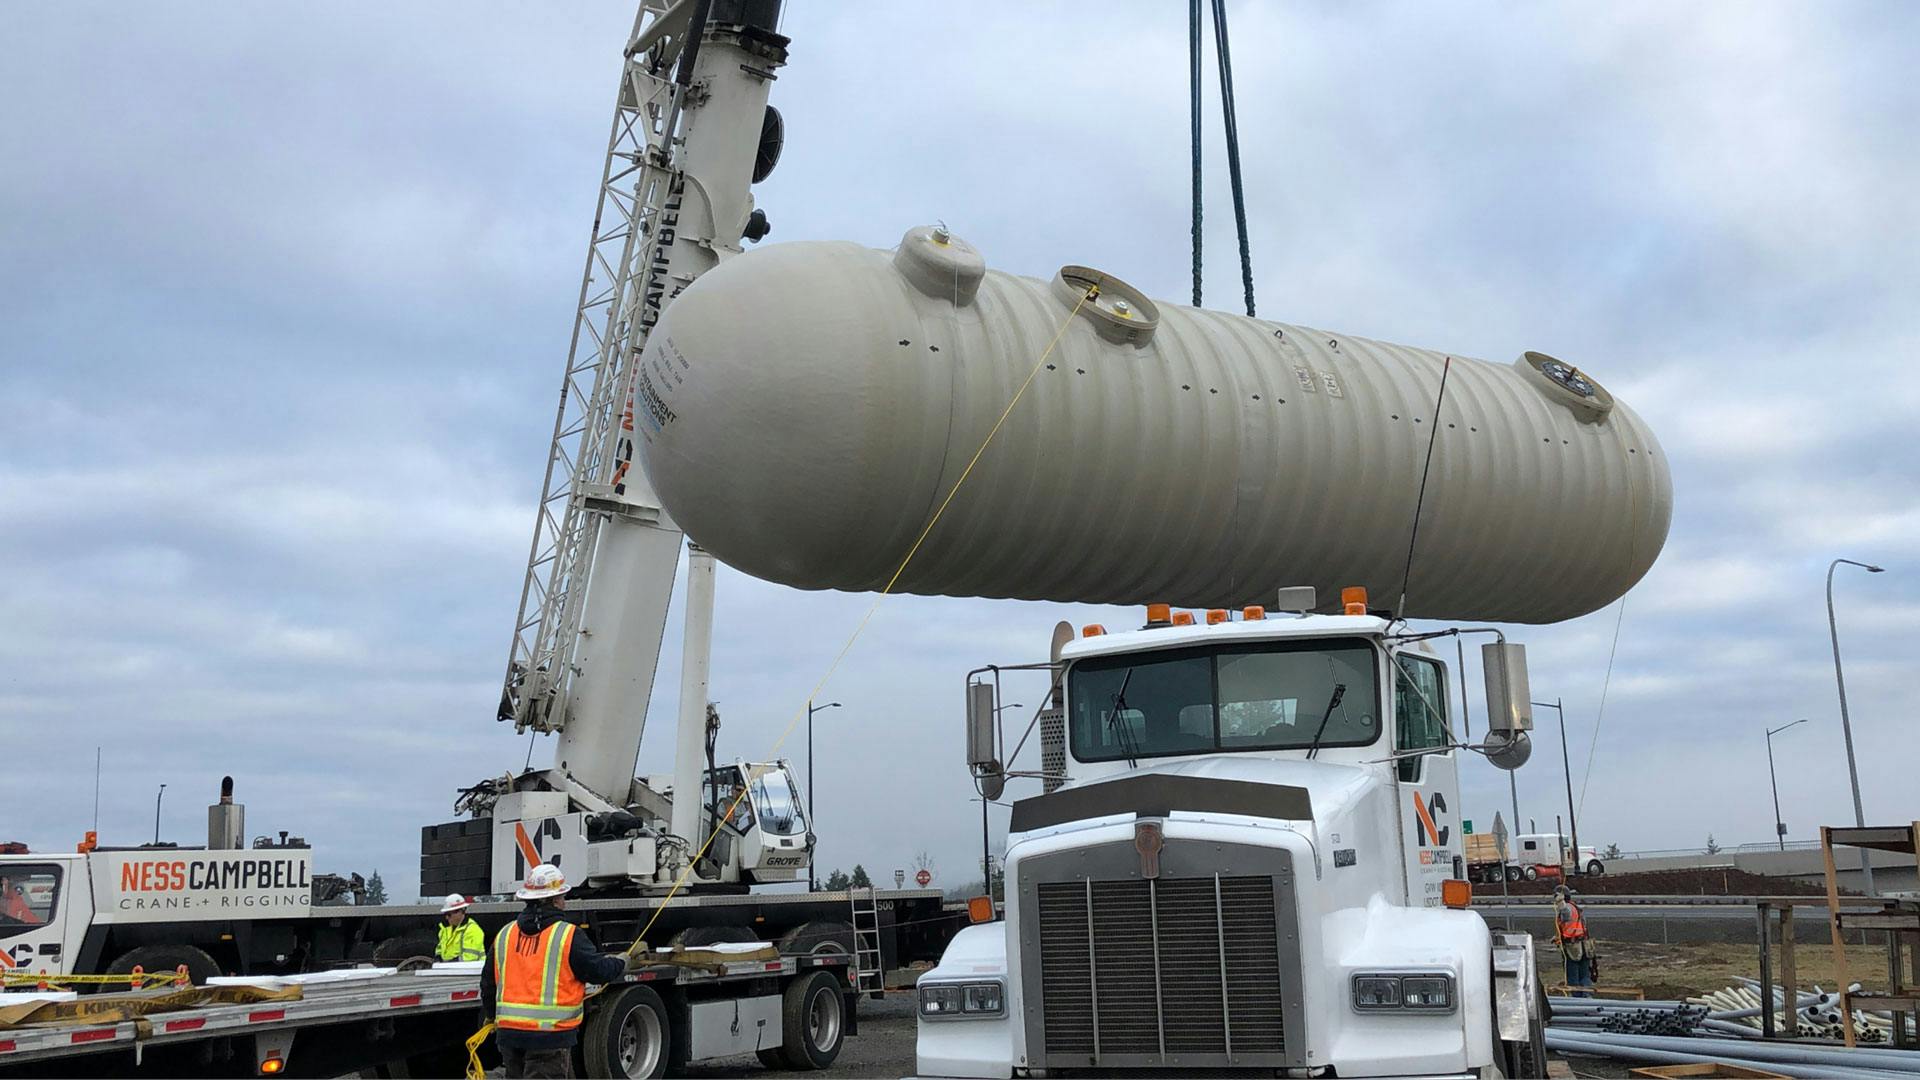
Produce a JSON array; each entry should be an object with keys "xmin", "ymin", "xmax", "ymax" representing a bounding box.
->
[
  {"xmin": 915, "ymin": 868, "xmax": 932, "ymax": 887},
  {"xmin": 894, "ymin": 869, "xmax": 905, "ymax": 887},
  {"xmin": 1463, "ymin": 818, "xmax": 1475, "ymax": 835}
]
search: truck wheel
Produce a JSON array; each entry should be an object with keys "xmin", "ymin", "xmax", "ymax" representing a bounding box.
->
[
  {"xmin": 1522, "ymin": 865, "xmax": 1539, "ymax": 881},
  {"xmin": 776, "ymin": 920, "xmax": 854, "ymax": 959},
  {"xmin": 1504, "ymin": 865, "xmax": 1522, "ymax": 883},
  {"xmin": 104, "ymin": 944, "xmax": 221, "ymax": 988},
  {"xmin": 372, "ymin": 934, "xmax": 439, "ymax": 966},
  {"xmin": 1586, "ymin": 859, "xmax": 1604, "ymax": 876},
  {"xmin": 669, "ymin": 924, "xmax": 760, "ymax": 947},
  {"xmin": 776, "ymin": 971, "xmax": 845, "ymax": 1070},
  {"xmin": 582, "ymin": 984, "xmax": 672, "ymax": 1079}
]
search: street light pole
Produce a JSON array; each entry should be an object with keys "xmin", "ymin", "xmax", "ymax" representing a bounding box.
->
[
  {"xmin": 153, "ymin": 783, "xmax": 167, "ymax": 845},
  {"xmin": 1765, "ymin": 719, "xmax": 1809, "ymax": 852},
  {"xmin": 1826, "ymin": 557, "xmax": 1885, "ymax": 895},
  {"xmin": 1534, "ymin": 699, "xmax": 1580, "ymax": 875},
  {"xmin": 805, "ymin": 699, "xmax": 841, "ymax": 891}
]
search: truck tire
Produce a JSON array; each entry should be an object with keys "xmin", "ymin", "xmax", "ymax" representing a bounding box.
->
[
  {"xmin": 104, "ymin": 944, "xmax": 221, "ymax": 987},
  {"xmin": 372, "ymin": 934, "xmax": 439, "ymax": 966},
  {"xmin": 668, "ymin": 924, "xmax": 760, "ymax": 947},
  {"xmin": 581, "ymin": 984, "xmax": 673, "ymax": 1079},
  {"xmin": 1504, "ymin": 865, "xmax": 1522, "ymax": 883},
  {"xmin": 776, "ymin": 970, "xmax": 845, "ymax": 1070},
  {"xmin": 1522, "ymin": 865, "xmax": 1539, "ymax": 881},
  {"xmin": 1586, "ymin": 859, "xmax": 1605, "ymax": 876},
  {"xmin": 776, "ymin": 920, "xmax": 854, "ymax": 958}
]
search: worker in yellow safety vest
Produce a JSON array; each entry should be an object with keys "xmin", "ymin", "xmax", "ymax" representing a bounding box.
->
[
  {"xmin": 436, "ymin": 894, "xmax": 483, "ymax": 962},
  {"xmin": 480, "ymin": 864, "xmax": 636, "ymax": 1079}
]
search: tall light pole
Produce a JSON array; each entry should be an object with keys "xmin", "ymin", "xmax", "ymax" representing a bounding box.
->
[
  {"xmin": 1826, "ymin": 557, "xmax": 1884, "ymax": 895},
  {"xmin": 1765, "ymin": 719, "xmax": 1809, "ymax": 852},
  {"xmin": 805, "ymin": 700, "xmax": 841, "ymax": 891},
  {"xmin": 1533, "ymin": 699, "xmax": 1580, "ymax": 875},
  {"xmin": 153, "ymin": 783, "xmax": 167, "ymax": 845},
  {"xmin": 982, "ymin": 702, "xmax": 1023, "ymax": 893}
]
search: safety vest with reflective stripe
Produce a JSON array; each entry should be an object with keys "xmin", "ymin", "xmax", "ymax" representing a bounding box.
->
[
  {"xmin": 1556, "ymin": 900, "xmax": 1588, "ymax": 942},
  {"xmin": 437, "ymin": 919, "xmax": 484, "ymax": 962},
  {"xmin": 493, "ymin": 921, "xmax": 586, "ymax": 1032}
]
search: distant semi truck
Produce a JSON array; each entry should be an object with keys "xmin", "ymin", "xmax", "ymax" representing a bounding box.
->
[{"xmin": 1464, "ymin": 831, "xmax": 1605, "ymax": 883}]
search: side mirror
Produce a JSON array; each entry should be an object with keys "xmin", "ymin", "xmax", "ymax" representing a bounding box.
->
[
  {"xmin": 966, "ymin": 681, "xmax": 1006, "ymax": 800},
  {"xmin": 1481, "ymin": 642, "xmax": 1534, "ymax": 772}
]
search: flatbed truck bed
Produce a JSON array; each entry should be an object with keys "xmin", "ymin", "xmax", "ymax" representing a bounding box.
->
[{"xmin": 0, "ymin": 954, "xmax": 858, "ymax": 1077}]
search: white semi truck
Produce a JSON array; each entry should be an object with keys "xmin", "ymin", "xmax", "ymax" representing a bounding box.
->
[{"xmin": 913, "ymin": 606, "xmax": 1549, "ymax": 1078}]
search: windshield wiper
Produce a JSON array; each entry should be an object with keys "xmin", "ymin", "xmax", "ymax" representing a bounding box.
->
[
  {"xmin": 1303, "ymin": 683, "xmax": 1348, "ymax": 760},
  {"xmin": 1106, "ymin": 667, "xmax": 1140, "ymax": 768}
]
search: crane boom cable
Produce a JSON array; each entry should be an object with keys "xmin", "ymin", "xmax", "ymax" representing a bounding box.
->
[
  {"xmin": 1189, "ymin": 0, "xmax": 1204, "ymax": 307},
  {"xmin": 632, "ymin": 284, "xmax": 1101, "ymax": 948},
  {"xmin": 1210, "ymin": 0, "xmax": 1255, "ymax": 317}
]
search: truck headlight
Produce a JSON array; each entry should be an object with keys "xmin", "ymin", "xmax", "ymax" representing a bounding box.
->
[
  {"xmin": 919, "ymin": 979, "xmax": 1005, "ymax": 1019},
  {"xmin": 1352, "ymin": 972, "xmax": 1454, "ymax": 1013}
]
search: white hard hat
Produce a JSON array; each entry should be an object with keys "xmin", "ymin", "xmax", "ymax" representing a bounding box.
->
[
  {"xmin": 439, "ymin": 893, "xmax": 471, "ymax": 914},
  {"xmin": 516, "ymin": 863, "xmax": 571, "ymax": 901}
]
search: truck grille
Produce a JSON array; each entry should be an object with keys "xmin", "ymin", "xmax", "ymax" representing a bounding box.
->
[{"xmin": 1036, "ymin": 875, "xmax": 1285, "ymax": 1060}]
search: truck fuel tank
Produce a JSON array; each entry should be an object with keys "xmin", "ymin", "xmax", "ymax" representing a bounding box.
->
[{"xmin": 636, "ymin": 226, "xmax": 1671, "ymax": 624}]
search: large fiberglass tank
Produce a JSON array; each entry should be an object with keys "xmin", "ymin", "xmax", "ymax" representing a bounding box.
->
[{"xmin": 633, "ymin": 226, "xmax": 1671, "ymax": 624}]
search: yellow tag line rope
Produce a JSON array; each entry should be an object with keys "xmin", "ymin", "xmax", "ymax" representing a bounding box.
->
[{"xmin": 627, "ymin": 282, "xmax": 1100, "ymax": 953}]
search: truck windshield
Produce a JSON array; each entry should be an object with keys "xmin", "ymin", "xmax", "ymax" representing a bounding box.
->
[
  {"xmin": 0, "ymin": 864, "xmax": 59, "ymax": 939},
  {"xmin": 1068, "ymin": 639, "xmax": 1379, "ymax": 762},
  {"xmin": 750, "ymin": 767, "xmax": 808, "ymax": 837}
]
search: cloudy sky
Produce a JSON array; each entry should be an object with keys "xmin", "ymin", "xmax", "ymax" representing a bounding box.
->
[{"xmin": 4, "ymin": 3, "xmax": 1916, "ymax": 899}]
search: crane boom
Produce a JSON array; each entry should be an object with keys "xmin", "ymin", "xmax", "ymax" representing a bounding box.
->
[{"xmin": 499, "ymin": 0, "xmax": 787, "ymax": 804}]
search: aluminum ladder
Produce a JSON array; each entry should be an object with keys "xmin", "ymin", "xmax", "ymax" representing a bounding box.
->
[{"xmin": 849, "ymin": 886, "xmax": 884, "ymax": 996}]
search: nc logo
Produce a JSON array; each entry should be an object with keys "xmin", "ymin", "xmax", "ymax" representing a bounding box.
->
[
  {"xmin": 513, "ymin": 818, "xmax": 565, "ymax": 877},
  {"xmin": 1411, "ymin": 791, "xmax": 1450, "ymax": 847}
]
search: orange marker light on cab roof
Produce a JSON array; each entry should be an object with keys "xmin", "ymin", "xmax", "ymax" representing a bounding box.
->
[
  {"xmin": 1082, "ymin": 624, "xmax": 1107, "ymax": 638},
  {"xmin": 1206, "ymin": 609, "xmax": 1230, "ymax": 625},
  {"xmin": 1342, "ymin": 586, "xmax": 1369, "ymax": 616},
  {"xmin": 1170, "ymin": 611, "xmax": 1196, "ymax": 626},
  {"xmin": 1243, "ymin": 606, "xmax": 1266, "ymax": 621},
  {"xmin": 1146, "ymin": 603, "xmax": 1172, "ymax": 625},
  {"xmin": 1441, "ymin": 879, "xmax": 1472, "ymax": 909},
  {"xmin": 967, "ymin": 896, "xmax": 995, "ymax": 924}
]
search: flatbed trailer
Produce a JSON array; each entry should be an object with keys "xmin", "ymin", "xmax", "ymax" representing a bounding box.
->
[{"xmin": 1, "ymin": 954, "xmax": 860, "ymax": 1078}]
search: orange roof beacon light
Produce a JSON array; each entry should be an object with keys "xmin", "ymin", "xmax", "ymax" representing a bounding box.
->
[
  {"xmin": 1206, "ymin": 608, "xmax": 1230, "ymax": 625},
  {"xmin": 1441, "ymin": 879, "xmax": 1473, "ymax": 909},
  {"xmin": 1082, "ymin": 624, "xmax": 1107, "ymax": 638},
  {"xmin": 1145, "ymin": 603, "xmax": 1173, "ymax": 626},
  {"xmin": 967, "ymin": 896, "xmax": 996, "ymax": 924},
  {"xmin": 1170, "ymin": 611, "xmax": 1196, "ymax": 626},
  {"xmin": 1242, "ymin": 605, "xmax": 1266, "ymax": 621},
  {"xmin": 1342, "ymin": 586, "xmax": 1369, "ymax": 616}
]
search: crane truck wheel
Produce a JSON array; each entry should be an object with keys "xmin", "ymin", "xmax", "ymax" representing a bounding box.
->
[
  {"xmin": 775, "ymin": 970, "xmax": 846, "ymax": 1070},
  {"xmin": 581, "ymin": 984, "xmax": 674, "ymax": 1079},
  {"xmin": 668, "ymin": 924, "xmax": 760, "ymax": 947},
  {"xmin": 776, "ymin": 920, "xmax": 854, "ymax": 959},
  {"xmin": 104, "ymin": 944, "xmax": 221, "ymax": 989}
]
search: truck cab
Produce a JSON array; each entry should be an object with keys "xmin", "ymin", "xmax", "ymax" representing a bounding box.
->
[
  {"xmin": 916, "ymin": 602, "xmax": 1544, "ymax": 1078},
  {"xmin": 0, "ymin": 853, "xmax": 85, "ymax": 978}
]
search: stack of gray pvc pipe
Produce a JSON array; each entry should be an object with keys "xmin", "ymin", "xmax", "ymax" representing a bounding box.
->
[{"xmin": 1546, "ymin": 1029, "xmax": 1920, "ymax": 1080}]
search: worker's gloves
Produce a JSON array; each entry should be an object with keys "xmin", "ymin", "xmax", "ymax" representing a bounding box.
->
[{"xmin": 623, "ymin": 952, "xmax": 652, "ymax": 974}]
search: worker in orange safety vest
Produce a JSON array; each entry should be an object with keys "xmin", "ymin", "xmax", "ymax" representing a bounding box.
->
[
  {"xmin": 480, "ymin": 864, "xmax": 638, "ymax": 1079},
  {"xmin": 1554, "ymin": 884, "xmax": 1594, "ymax": 997}
]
